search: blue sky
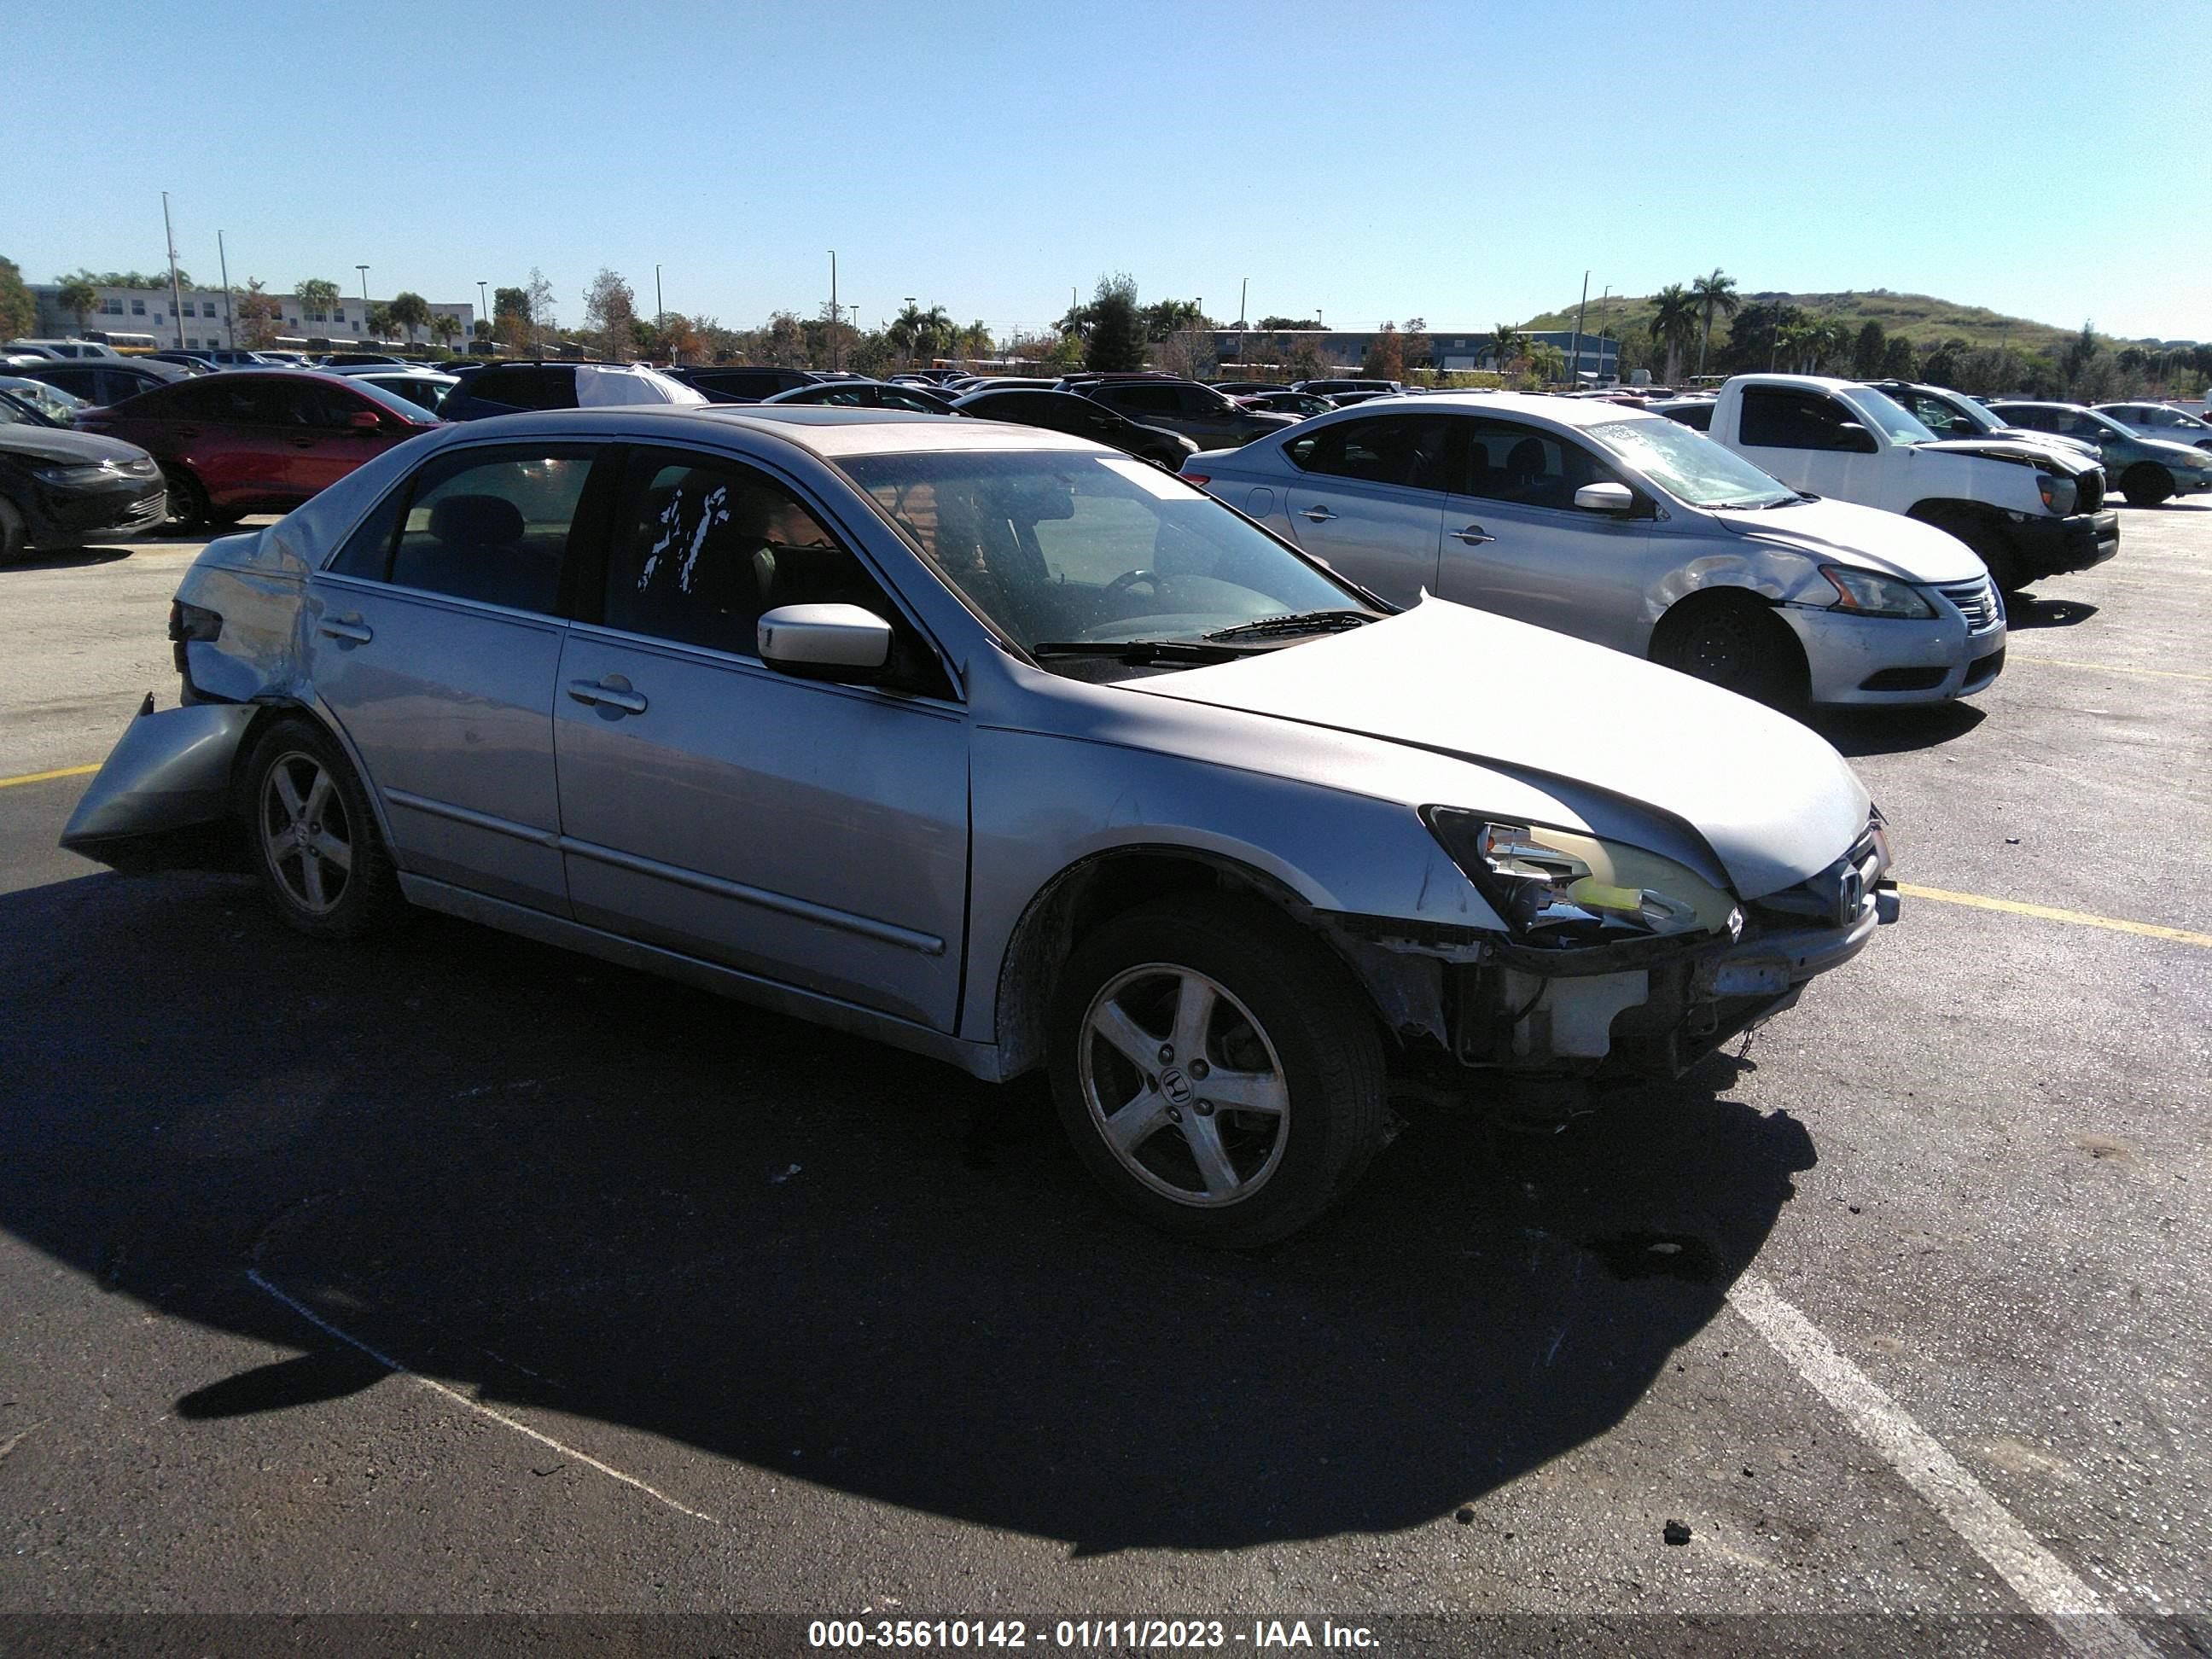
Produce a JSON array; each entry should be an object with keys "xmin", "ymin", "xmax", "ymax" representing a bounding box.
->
[{"xmin": 5, "ymin": 0, "xmax": 2200, "ymax": 342}]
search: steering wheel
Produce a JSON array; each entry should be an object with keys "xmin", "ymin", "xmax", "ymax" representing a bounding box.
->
[{"xmin": 1105, "ymin": 569, "xmax": 1162, "ymax": 601}]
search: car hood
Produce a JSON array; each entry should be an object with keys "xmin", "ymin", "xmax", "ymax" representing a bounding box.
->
[
  {"xmin": 1126, "ymin": 598, "xmax": 1871, "ymax": 899},
  {"xmin": 2135, "ymin": 435, "xmax": 2212, "ymax": 466},
  {"xmin": 1706, "ymin": 494, "xmax": 1988, "ymax": 584},
  {"xmin": 0, "ymin": 424, "xmax": 152, "ymax": 468},
  {"xmin": 1912, "ymin": 434, "xmax": 2098, "ymax": 476}
]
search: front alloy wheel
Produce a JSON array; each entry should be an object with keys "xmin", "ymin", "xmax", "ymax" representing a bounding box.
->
[
  {"xmin": 1079, "ymin": 964, "xmax": 1290, "ymax": 1208},
  {"xmin": 259, "ymin": 751, "xmax": 354, "ymax": 916}
]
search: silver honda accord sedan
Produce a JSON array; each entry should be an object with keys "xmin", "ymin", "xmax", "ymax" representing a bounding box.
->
[{"xmin": 63, "ymin": 406, "xmax": 1898, "ymax": 1245}]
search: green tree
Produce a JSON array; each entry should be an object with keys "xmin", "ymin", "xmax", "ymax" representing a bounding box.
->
[
  {"xmin": 1487, "ymin": 323, "xmax": 1522, "ymax": 368},
  {"xmin": 56, "ymin": 276, "xmax": 98, "ymax": 335},
  {"xmin": 1362, "ymin": 322, "xmax": 1404, "ymax": 381},
  {"xmin": 1881, "ymin": 335, "xmax": 1919, "ymax": 378},
  {"xmin": 1852, "ymin": 320, "xmax": 1889, "ymax": 378},
  {"xmin": 431, "ymin": 312, "xmax": 459, "ymax": 351},
  {"xmin": 581, "ymin": 269, "xmax": 636, "ymax": 359},
  {"xmin": 295, "ymin": 277, "xmax": 341, "ymax": 328},
  {"xmin": 492, "ymin": 284, "xmax": 532, "ymax": 351},
  {"xmin": 387, "ymin": 291, "xmax": 432, "ymax": 344},
  {"xmin": 1399, "ymin": 317, "xmax": 1430, "ymax": 381},
  {"xmin": 1085, "ymin": 273, "xmax": 1144, "ymax": 373},
  {"xmin": 1526, "ymin": 341, "xmax": 1566, "ymax": 387},
  {"xmin": 1140, "ymin": 297, "xmax": 1208, "ymax": 341},
  {"xmin": 1691, "ymin": 268, "xmax": 1739, "ymax": 376},
  {"xmin": 0, "ymin": 257, "xmax": 38, "ymax": 341},
  {"xmin": 234, "ymin": 280, "xmax": 282, "ymax": 349},
  {"xmin": 367, "ymin": 302, "xmax": 394, "ymax": 341},
  {"xmin": 1256, "ymin": 315, "xmax": 1320, "ymax": 330},
  {"xmin": 1650, "ymin": 284, "xmax": 1701, "ymax": 384}
]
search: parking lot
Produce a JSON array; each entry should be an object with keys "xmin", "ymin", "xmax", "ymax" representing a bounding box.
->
[{"xmin": 1, "ymin": 506, "xmax": 2206, "ymax": 1652}]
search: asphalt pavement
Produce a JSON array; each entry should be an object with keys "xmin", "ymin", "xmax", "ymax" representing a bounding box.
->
[{"xmin": 0, "ymin": 508, "xmax": 2205, "ymax": 1656}]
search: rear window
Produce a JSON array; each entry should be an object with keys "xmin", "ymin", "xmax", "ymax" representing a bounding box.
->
[{"xmin": 465, "ymin": 366, "xmax": 576, "ymax": 410}]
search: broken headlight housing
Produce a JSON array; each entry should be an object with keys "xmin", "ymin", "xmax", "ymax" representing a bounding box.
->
[{"xmin": 1422, "ymin": 807, "xmax": 1743, "ymax": 948}]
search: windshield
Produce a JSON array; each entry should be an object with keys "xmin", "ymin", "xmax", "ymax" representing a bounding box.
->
[
  {"xmin": 0, "ymin": 376, "xmax": 84, "ymax": 424},
  {"xmin": 1843, "ymin": 387, "xmax": 1938, "ymax": 444},
  {"xmin": 1584, "ymin": 416, "xmax": 1797, "ymax": 509},
  {"xmin": 841, "ymin": 451, "xmax": 1370, "ymax": 655},
  {"xmin": 346, "ymin": 375, "xmax": 444, "ymax": 423}
]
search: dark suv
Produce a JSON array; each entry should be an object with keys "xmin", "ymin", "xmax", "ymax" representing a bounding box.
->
[
  {"xmin": 950, "ymin": 387, "xmax": 1197, "ymax": 469},
  {"xmin": 1062, "ymin": 376, "xmax": 1297, "ymax": 448},
  {"xmin": 665, "ymin": 366, "xmax": 832, "ymax": 404}
]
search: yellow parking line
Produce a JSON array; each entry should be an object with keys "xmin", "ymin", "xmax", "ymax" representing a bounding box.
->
[
  {"xmin": 0, "ymin": 762, "xmax": 99, "ymax": 790},
  {"xmin": 1897, "ymin": 884, "xmax": 2212, "ymax": 949},
  {"xmin": 2007, "ymin": 655, "xmax": 2212, "ymax": 683}
]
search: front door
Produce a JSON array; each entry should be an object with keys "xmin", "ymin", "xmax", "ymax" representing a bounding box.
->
[
  {"xmin": 553, "ymin": 444, "xmax": 969, "ymax": 1032},
  {"xmin": 283, "ymin": 378, "xmax": 399, "ymax": 496},
  {"xmin": 1734, "ymin": 386, "xmax": 1883, "ymax": 503},
  {"xmin": 1277, "ymin": 411, "xmax": 1453, "ymax": 606},
  {"xmin": 1435, "ymin": 415, "xmax": 1655, "ymax": 652},
  {"xmin": 306, "ymin": 440, "xmax": 608, "ymax": 914}
]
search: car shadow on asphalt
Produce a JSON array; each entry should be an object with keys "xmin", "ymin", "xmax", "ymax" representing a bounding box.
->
[
  {"xmin": 2004, "ymin": 596, "xmax": 2099, "ymax": 630},
  {"xmin": 0, "ymin": 869, "xmax": 1817, "ymax": 1554},
  {"xmin": 15, "ymin": 547, "xmax": 134, "ymax": 571},
  {"xmin": 1810, "ymin": 701, "xmax": 1986, "ymax": 759}
]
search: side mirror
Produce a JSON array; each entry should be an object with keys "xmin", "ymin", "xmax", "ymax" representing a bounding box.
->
[
  {"xmin": 1833, "ymin": 422, "xmax": 1878, "ymax": 454},
  {"xmin": 347, "ymin": 409, "xmax": 381, "ymax": 430},
  {"xmin": 1573, "ymin": 480, "xmax": 1636, "ymax": 514},
  {"xmin": 757, "ymin": 602, "xmax": 894, "ymax": 681}
]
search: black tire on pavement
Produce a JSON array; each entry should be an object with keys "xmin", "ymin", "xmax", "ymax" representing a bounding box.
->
[
  {"xmin": 1650, "ymin": 591, "xmax": 1806, "ymax": 707},
  {"xmin": 0, "ymin": 494, "xmax": 27, "ymax": 563},
  {"xmin": 240, "ymin": 716, "xmax": 406, "ymax": 940},
  {"xmin": 2121, "ymin": 464, "xmax": 2174, "ymax": 507},
  {"xmin": 161, "ymin": 464, "xmax": 211, "ymax": 533},
  {"xmin": 1048, "ymin": 896, "xmax": 1388, "ymax": 1248},
  {"xmin": 1918, "ymin": 506, "xmax": 2023, "ymax": 594}
]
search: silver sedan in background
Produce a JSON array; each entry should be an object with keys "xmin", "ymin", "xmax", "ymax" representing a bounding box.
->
[
  {"xmin": 1186, "ymin": 393, "xmax": 2006, "ymax": 707},
  {"xmin": 64, "ymin": 407, "xmax": 1896, "ymax": 1245}
]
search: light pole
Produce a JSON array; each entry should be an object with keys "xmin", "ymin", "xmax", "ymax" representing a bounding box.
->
[
  {"xmin": 357, "ymin": 265, "xmax": 370, "ymax": 341},
  {"xmin": 1237, "ymin": 276, "xmax": 1248, "ymax": 364},
  {"xmin": 904, "ymin": 296, "xmax": 916, "ymax": 369},
  {"xmin": 827, "ymin": 250, "xmax": 839, "ymax": 372},
  {"xmin": 477, "ymin": 280, "xmax": 487, "ymax": 349},
  {"xmin": 218, "ymin": 230, "xmax": 234, "ymax": 350},
  {"xmin": 160, "ymin": 191, "xmax": 185, "ymax": 350}
]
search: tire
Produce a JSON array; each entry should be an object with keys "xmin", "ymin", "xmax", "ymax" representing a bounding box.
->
[
  {"xmin": 0, "ymin": 494, "xmax": 27, "ymax": 564},
  {"xmin": 161, "ymin": 464, "xmax": 210, "ymax": 532},
  {"xmin": 240, "ymin": 716, "xmax": 405, "ymax": 940},
  {"xmin": 1047, "ymin": 897, "xmax": 1388, "ymax": 1247},
  {"xmin": 1650, "ymin": 592, "xmax": 1805, "ymax": 707},
  {"xmin": 2121, "ymin": 463, "xmax": 2174, "ymax": 507},
  {"xmin": 1916, "ymin": 505, "xmax": 2023, "ymax": 594}
]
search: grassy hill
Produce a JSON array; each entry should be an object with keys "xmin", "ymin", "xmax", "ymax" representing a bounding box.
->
[{"xmin": 1519, "ymin": 289, "xmax": 2183, "ymax": 355}]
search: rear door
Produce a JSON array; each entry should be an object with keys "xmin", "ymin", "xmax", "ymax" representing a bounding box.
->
[
  {"xmin": 1276, "ymin": 412, "xmax": 1452, "ymax": 605},
  {"xmin": 1435, "ymin": 416, "xmax": 1655, "ymax": 651},
  {"xmin": 553, "ymin": 444, "xmax": 969, "ymax": 1030},
  {"xmin": 306, "ymin": 440, "xmax": 610, "ymax": 914}
]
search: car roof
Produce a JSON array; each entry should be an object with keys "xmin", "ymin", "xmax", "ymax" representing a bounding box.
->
[
  {"xmin": 440, "ymin": 404, "xmax": 1101, "ymax": 458},
  {"xmin": 1307, "ymin": 390, "xmax": 1665, "ymax": 428}
]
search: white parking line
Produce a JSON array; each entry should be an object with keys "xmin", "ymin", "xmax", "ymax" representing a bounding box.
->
[
  {"xmin": 1728, "ymin": 1272, "xmax": 2153, "ymax": 1658},
  {"xmin": 247, "ymin": 1269, "xmax": 720, "ymax": 1527}
]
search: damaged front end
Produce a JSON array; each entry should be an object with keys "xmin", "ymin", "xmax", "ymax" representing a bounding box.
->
[
  {"xmin": 58, "ymin": 700, "xmax": 254, "ymax": 873},
  {"xmin": 1327, "ymin": 809, "xmax": 1898, "ymax": 1123}
]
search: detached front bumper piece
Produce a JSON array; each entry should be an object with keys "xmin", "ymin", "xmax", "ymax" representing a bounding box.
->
[{"xmin": 60, "ymin": 701, "xmax": 254, "ymax": 871}]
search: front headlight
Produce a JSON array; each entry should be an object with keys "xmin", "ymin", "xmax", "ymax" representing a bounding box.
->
[
  {"xmin": 32, "ymin": 461, "xmax": 119, "ymax": 488},
  {"xmin": 1422, "ymin": 808, "xmax": 1743, "ymax": 947},
  {"xmin": 1819, "ymin": 565, "xmax": 1937, "ymax": 619}
]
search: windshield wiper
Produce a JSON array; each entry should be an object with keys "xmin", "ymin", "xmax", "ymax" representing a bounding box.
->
[
  {"xmin": 1029, "ymin": 638, "xmax": 1266, "ymax": 666},
  {"xmin": 1203, "ymin": 608, "xmax": 1377, "ymax": 642}
]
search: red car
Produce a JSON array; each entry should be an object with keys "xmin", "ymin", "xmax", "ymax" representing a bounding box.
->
[{"xmin": 75, "ymin": 370, "xmax": 441, "ymax": 530}]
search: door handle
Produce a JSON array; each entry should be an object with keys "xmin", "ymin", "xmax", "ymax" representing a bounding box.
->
[
  {"xmin": 317, "ymin": 617, "xmax": 373, "ymax": 643},
  {"xmin": 288, "ymin": 438, "xmax": 317, "ymax": 449},
  {"xmin": 1452, "ymin": 524, "xmax": 1495, "ymax": 545},
  {"xmin": 1300, "ymin": 505, "xmax": 1337, "ymax": 523},
  {"xmin": 568, "ymin": 679, "xmax": 648, "ymax": 715}
]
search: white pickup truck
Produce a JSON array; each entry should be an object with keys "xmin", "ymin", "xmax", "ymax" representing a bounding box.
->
[{"xmin": 1701, "ymin": 375, "xmax": 2117, "ymax": 593}]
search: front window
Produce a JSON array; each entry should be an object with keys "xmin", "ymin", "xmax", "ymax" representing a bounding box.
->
[
  {"xmin": 842, "ymin": 451, "xmax": 1370, "ymax": 656},
  {"xmin": 1839, "ymin": 387, "xmax": 1937, "ymax": 445},
  {"xmin": 1586, "ymin": 416, "xmax": 1797, "ymax": 509}
]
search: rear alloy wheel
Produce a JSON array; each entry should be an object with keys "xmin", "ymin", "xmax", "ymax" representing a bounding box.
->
[
  {"xmin": 1050, "ymin": 899, "xmax": 1387, "ymax": 1246},
  {"xmin": 1651, "ymin": 593, "xmax": 1803, "ymax": 707},
  {"xmin": 2121, "ymin": 463, "xmax": 2174, "ymax": 507},
  {"xmin": 161, "ymin": 464, "xmax": 210, "ymax": 532},
  {"xmin": 242, "ymin": 718, "xmax": 404, "ymax": 940}
]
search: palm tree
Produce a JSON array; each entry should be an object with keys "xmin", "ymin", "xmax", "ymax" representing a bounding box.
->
[
  {"xmin": 1650, "ymin": 284, "xmax": 1700, "ymax": 386},
  {"xmin": 295, "ymin": 276, "xmax": 341, "ymax": 333},
  {"xmin": 1691, "ymin": 268, "xmax": 1738, "ymax": 376},
  {"xmin": 431, "ymin": 312, "xmax": 459, "ymax": 352},
  {"xmin": 387, "ymin": 291, "xmax": 432, "ymax": 345},
  {"xmin": 1487, "ymin": 323, "xmax": 1522, "ymax": 371},
  {"xmin": 57, "ymin": 278, "xmax": 97, "ymax": 337}
]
